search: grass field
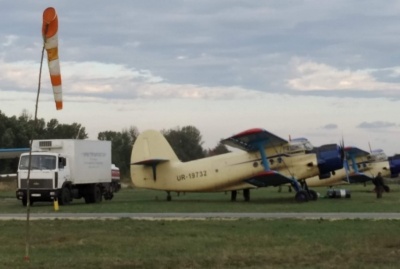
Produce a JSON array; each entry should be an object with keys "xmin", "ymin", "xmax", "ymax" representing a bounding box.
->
[
  {"xmin": 1, "ymin": 181, "xmax": 400, "ymax": 268},
  {"xmin": 1, "ymin": 181, "xmax": 400, "ymax": 213}
]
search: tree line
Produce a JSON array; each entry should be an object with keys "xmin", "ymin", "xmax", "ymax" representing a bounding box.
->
[{"xmin": 0, "ymin": 111, "xmax": 229, "ymax": 177}]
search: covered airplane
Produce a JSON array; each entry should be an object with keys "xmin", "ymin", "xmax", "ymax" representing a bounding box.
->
[
  {"xmin": 131, "ymin": 128, "xmax": 344, "ymax": 202},
  {"xmin": 0, "ymin": 148, "xmax": 30, "ymax": 159}
]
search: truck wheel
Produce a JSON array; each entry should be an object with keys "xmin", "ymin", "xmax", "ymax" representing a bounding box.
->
[
  {"xmin": 105, "ymin": 193, "xmax": 114, "ymax": 200},
  {"xmin": 59, "ymin": 187, "xmax": 71, "ymax": 205},
  {"xmin": 22, "ymin": 197, "xmax": 34, "ymax": 206},
  {"xmin": 84, "ymin": 184, "xmax": 103, "ymax": 203},
  {"xmin": 94, "ymin": 185, "xmax": 102, "ymax": 203}
]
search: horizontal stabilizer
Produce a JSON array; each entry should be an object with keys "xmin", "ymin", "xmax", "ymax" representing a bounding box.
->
[
  {"xmin": 222, "ymin": 128, "xmax": 287, "ymax": 152},
  {"xmin": 245, "ymin": 170, "xmax": 295, "ymax": 187},
  {"xmin": 131, "ymin": 158, "xmax": 169, "ymax": 166}
]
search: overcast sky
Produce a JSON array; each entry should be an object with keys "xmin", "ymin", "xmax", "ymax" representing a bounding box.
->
[{"xmin": 1, "ymin": 1, "xmax": 400, "ymax": 155}]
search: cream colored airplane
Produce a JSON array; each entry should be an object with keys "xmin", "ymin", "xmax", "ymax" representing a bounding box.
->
[
  {"xmin": 306, "ymin": 148, "xmax": 400, "ymax": 191},
  {"xmin": 130, "ymin": 128, "xmax": 344, "ymax": 202}
]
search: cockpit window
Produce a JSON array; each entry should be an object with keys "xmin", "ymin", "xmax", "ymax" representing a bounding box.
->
[
  {"xmin": 19, "ymin": 155, "xmax": 57, "ymax": 170},
  {"xmin": 285, "ymin": 138, "xmax": 314, "ymax": 153},
  {"xmin": 370, "ymin": 149, "xmax": 387, "ymax": 162}
]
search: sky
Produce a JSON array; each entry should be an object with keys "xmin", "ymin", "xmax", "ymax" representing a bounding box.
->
[{"xmin": 1, "ymin": 1, "xmax": 400, "ymax": 155}]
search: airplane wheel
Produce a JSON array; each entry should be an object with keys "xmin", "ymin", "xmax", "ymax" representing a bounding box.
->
[
  {"xmin": 295, "ymin": 190, "xmax": 309, "ymax": 202},
  {"xmin": 308, "ymin": 190, "xmax": 318, "ymax": 201}
]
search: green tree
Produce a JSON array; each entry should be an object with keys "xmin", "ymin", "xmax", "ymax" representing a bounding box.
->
[
  {"xmin": 205, "ymin": 142, "xmax": 230, "ymax": 157},
  {"xmin": 162, "ymin": 126, "xmax": 205, "ymax": 162},
  {"xmin": 98, "ymin": 126, "xmax": 138, "ymax": 178},
  {"xmin": 44, "ymin": 119, "xmax": 88, "ymax": 139},
  {"xmin": 0, "ymin": 110, "xmax": 88, "ymax": 173}
]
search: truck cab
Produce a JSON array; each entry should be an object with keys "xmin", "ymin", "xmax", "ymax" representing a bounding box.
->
[{"xmin": 17, "ymin": 152, "xmax": 70, "ymax": 206}]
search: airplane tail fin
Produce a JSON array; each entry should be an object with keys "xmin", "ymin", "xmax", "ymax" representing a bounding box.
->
[{"xmin": 130, "ymin": 130, "xmax": 179, "ymax": 189}]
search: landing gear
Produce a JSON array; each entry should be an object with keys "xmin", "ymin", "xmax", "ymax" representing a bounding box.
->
[
  {"xmin": 295, "ymin": 190, "xmax": 309, "ymax": 202},
  {"xmin": 231, "ymin": 190, "xmax": 250, "ymax": 201},
  {"xmin": 231, "ymin": 191, "xmax": 237, "ymax": 201},
  {"xmin": 292, "ymin": 180, "xmax": 317, "ymax": 202},
  {"xmin": 308, "ymin": 189, "xmax": 318, "ymax": 201},
  {"xmin": 243, "ymin": 189, "xmax": 250, "ymax": 201},
  {"xmin": 166, "ymin": 191, "xmax": 172, "ymax": 201}
]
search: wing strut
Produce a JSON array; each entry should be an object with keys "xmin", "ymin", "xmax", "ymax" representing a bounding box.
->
[
  {"xmin": 255, "ymin": 142, "xmax": 301, "ymax": 192},
  {"xmin": 256, "ymin": 142, "xmax": 270, "ymax": 171}
]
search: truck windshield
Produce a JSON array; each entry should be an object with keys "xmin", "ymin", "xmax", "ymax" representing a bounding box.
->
[{"xmin": 19, "ymin": 155, "xmax": 57, "ymax": 170}]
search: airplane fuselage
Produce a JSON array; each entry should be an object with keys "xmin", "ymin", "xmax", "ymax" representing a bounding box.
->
[{"xmin": 131, "ymin": 150, "xmax": 321, "ymax": 192}]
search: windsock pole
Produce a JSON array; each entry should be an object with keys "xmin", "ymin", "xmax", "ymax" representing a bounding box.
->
[
  {"xmin": 42, "ymin": 7, "xmax": 62, "ymax": 110},
  {"xmin": 25, "ymin": 7, "xmax": 62, "ymax": 262}
]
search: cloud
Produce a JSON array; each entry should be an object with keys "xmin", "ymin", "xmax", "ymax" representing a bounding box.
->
[
  {"xmin": 1, "ymin": 35, "xmax": 18, "ymax": 47},
  {"xmin": 357, "ymin": 121, "xmax": 398, "ymax": 129},
  {"xmin": 0, "ymin": 59, "xmax": 263, "ymax": 100},
  {"xmin": 287, "ymin": 58, "xmax": 400, "ymax": 95},
  {"xmin": 322, "ymin": 124, "xmax": 338, "ymax": 130}
]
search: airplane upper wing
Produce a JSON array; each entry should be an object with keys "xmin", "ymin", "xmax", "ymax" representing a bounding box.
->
[
  {"xmin": 244, "ymin": 170, "xmax": 296, "ymax": 187},
  {"xmin": 221, "ymin": 128, "xmax": 288, "ymax": 152},
  {"xmin": 0, "ymin": 148, "xmax": 30, "ymax": 159},
  {"xmin": 344, "ymin": 147, "xmax": 370, "ymax": 159}
]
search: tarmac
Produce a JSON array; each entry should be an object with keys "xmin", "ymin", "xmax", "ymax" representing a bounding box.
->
[{"xmin": 1, "ymin": 212, "xmax": 400, "ymax": 220}]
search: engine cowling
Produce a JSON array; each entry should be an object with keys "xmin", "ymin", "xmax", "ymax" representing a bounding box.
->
[
  {"xmin": 389, "ymin": 155, "xmax": 400, "ymax": 178},
  {"xmin": 311, "ymin": 144, "xmax": 343, "ymax": 177}
]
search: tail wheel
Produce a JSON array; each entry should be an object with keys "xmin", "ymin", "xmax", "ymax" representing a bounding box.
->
[{"xmin": 295, "ymin": 190, "xmax": 309, "ymax": 202}]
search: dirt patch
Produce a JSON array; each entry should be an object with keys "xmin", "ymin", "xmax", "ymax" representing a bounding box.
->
[{"xmin": 0, "ymin": 176, "xmax": 17, "ymax": 191}]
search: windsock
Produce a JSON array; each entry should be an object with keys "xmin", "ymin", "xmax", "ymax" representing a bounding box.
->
[{"xmin": 42, "ymin": 7, "xmax": 62, "ymax": 110}]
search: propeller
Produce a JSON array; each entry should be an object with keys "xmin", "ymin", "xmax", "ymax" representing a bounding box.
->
[{"xmin": 340, "ymin": 136, "xmax": 350, "ymax": 183}]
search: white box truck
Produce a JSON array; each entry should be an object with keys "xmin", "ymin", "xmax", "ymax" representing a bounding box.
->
[{"xmin": 16, "ymin": 139, "xmax": 120, "ymax": 206}]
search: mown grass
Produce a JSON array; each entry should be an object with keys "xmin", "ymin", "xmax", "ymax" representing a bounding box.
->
[
  {"xmin": 1, "ymin": 181, "xmax": 400, "ymax": 268},
  {"xmin": 1, "ymin": 218, "xmax": 400, "ymax": 269},
  {"xmin": 1, "ymin": 181, "xmax": 400, "ymax": 213}
]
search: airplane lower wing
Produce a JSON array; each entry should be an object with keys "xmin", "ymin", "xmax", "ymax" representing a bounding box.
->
[
  {"xmin": 245, "ymin": 170, "xmax": 296, "ymax": 188},
  {"xmin": 0, "ymin": 148, "xmax": 30, "ymax": 159},
  {"xmin": 347, "ymin": 172, "xmax": 373, "ymax": 184}
]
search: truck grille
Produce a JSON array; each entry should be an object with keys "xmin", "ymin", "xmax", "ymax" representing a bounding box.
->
[{"xmin": 20, "ymin": 179, "xmax": 53, "ymax": 189}]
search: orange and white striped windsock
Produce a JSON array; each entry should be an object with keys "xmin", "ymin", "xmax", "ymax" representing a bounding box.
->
[{"xmin": 42, "ymin": 7, "xmax": 62, "ymax": 110}]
